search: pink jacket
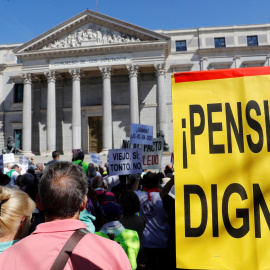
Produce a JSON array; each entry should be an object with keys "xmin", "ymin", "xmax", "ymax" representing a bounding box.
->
[{"xmin": 0, "ymin": 219, "xmax": 131, "ymax": 270}]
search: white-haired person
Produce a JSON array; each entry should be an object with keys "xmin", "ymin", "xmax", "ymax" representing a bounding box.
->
[{"xmin": 0, "ymin": 186, "xmax": 35, "ymax": 253}]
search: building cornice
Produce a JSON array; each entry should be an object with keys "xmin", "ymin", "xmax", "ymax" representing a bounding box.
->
[
  {"xmin": 15, "ymin": 40, "xmax": 169, "ymax": 60},
  {"xmin": 197, "ymin": 45, "xmax": 270, "ymax": 55}
]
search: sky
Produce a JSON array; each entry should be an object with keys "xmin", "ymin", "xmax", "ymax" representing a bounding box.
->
[{"xmin": 0, "ymin": 0, "xmax": 270, "ymax": 44}]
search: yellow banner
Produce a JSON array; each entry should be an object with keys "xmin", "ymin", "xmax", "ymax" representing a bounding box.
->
[{"xmin": 172, "ymin": 67, "xmax": 270, "ymax": 270}]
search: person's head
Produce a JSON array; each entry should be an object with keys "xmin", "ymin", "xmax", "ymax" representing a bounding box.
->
[
  {"xmin": 164, "ymin": 164, "xmax": 173, "ymax": 176},
  {"xmin": 36, "ymin": 163, "xmax": 44, "ymax": 172},
  {"xmin": 119, "ymin": 175, "xmax": 128, "ymax": 184},
  {"xmin": 38, "ymin": 161, "xmax": 88, "ymax": 221},
  {"xmin": 0, "ymin": 174, "xmax": 10, "ymax": 186},
  {"xmin": 102, "ymin": 202, "xmax": 123, "ymax": 222},
  {"xmin": 77, "ymin": 151, "xmax": 85, "ymax": 161},
  {"xmin": 52, "ymin": 151, "xmax": 60, "ymax": 160},
  {"xmin": 0, "ymin": 186, "xmax": 36, "ymax": 240},
  {"xmin": 20, "ymin": 173, "xmax": 35, "ymax": 189},
  {"xmin": 92, "ymin": 176, "xmax": 104, "ymax": 189},
  {"xmin": 11, "ymin": 165, "xmax": 19, "ymax": 172},
  {"xmin": 143, "ymin": 172, "xmax": 160, "ymax": 189},
  {"xmin": 88, "ymin": 163, "xmax": 97, "ymax": 178},
  {"xmin": 118, "ymin": 191, "xmax": 140, "ymax": 216},
  {"xmin": 27, "ymin": 165, "xmax": 36, "ymax": 175}
]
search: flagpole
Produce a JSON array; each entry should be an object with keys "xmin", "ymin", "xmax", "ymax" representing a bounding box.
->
[{"xmin": 97, "ymin": 0, "xmax": 98, "ymax": 12}]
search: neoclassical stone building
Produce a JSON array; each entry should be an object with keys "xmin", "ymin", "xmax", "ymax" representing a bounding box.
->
[{"xmin": 0, "ymin": 10, "xmax": 270, "ymax": 155}]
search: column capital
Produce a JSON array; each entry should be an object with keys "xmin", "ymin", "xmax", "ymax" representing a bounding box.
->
[
  {"xmin": 32, "ymin": 76, "xmax": 42, "ymax": 89},
  {"xmin": 21, "ymin": 73, "xmax": 32, "ymax": 84},
  {"xmin": 155, "ymin": 63, "xmax": 166, "ymax": 76},
  {"xmin": 127, "ymin": 65, "xmax": 139, "ymax": 77},
  {"xmin": 100, "ymin": 66, "xmax": 112, "ymax": 79},
  {"xmin": 69, "ymin": 69, "xmax": 82, "ymax": 81},
  {"xmin": 56, "ymin": 75, "xmax": 64, "ymax": 88},
  {"xmin": 233, "ymin": 56, "xmax": 241, "ymax": 60},
  {"xmin": 45, "ymin": 70, "xmax": 56, "ymax": 83}
]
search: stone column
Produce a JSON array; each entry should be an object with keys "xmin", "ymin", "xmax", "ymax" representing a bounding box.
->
[
  {"xmin": 127, "ymin": 65, "xmax": 139, "ymax": 124},
  {"xmin": 21, "ymin": 73, "xmax": 32, "ymax": 154},
  {"xmin": 200, "ymin": 57, "xmax": 209, "ymax": 70},
  {"xmin": 45, "ymin": 71, "xmax": 56, "ymax": 153},
  {"xmin": 233, "ymin": 56, "xmax": 241, "ymax": 68},
  {"xmin": 69, "ymin": 69, "xmax": 82, "ymax": 150},
  {"xmin": 0, "ymin": 65, "xmax": 6, "ymax": 111},
  {"xmin": 155, "ymin": 63, "xmax": 167, "ymax": 135},
  {"xmin": 100, "ymin": 66, "xmax": 112, "ymax": 151},
  {"xmin": 264, "ymin": 55, "xmax": 270, "ymax": 66},
  {"xmin": 0, "ymin": 66, "xmax": 6, "ymax": 151}
]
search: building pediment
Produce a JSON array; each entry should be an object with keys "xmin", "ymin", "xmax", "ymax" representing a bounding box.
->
[{"xmin": 14, "ymin": 9, "xmax": 170, "ymax": 58}]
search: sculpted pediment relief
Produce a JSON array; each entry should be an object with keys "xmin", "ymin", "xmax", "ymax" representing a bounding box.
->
[
  {"xmin": 14, "ymin": 10, "xmax": 170, "ymax": 57},
  {"xmin": 42, "ymin": 23, "xmax": 141, "ymax": 50}
]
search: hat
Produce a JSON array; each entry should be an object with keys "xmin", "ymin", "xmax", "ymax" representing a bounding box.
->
[{"xmin": 102, "ymin": 202, "xmax": 123, "ymax": 221}]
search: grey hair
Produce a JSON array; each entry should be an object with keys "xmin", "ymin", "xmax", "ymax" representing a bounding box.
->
[{"xmin": 39, "ymin": 161, "xmax": 88, "ymax": 220}]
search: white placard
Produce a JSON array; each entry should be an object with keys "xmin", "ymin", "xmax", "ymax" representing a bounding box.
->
[
  {"xmin": 141, "ymin": 138, "xmax": 164, "ymax": 169},
  {"xmin": 90, "ymin": 153, "xmax": 102, "ymax": 165},
  {"xmin": 3, "ymin": 153, "xmax": 15, "ymax": 164},
  {"xmin": 123, "ymin": 137, "xmax": 164, "ymax": 169},
  {"xmin": 108, "ymin": 148, "xmax": 142, "ymax": 176},
  {"xmin": 19, "ymin": 155, "xmax": 28, "ymax": 165},
  {"xmin": 130, "ymin": 123, "xmax": 153, "ymax": 145},
  {"xmin": 18, "ymin": 164, "xmax": 28, "ymax": 175}
]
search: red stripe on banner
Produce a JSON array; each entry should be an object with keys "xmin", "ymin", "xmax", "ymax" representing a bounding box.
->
[{"xmin": 173, "ymin": 67, "xmax": 270, "ymax": 83}]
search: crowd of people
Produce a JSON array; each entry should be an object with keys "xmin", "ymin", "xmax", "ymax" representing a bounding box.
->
[{"xmin": 0, "ymin": 150, "xmax": 176, "ymax": 270}]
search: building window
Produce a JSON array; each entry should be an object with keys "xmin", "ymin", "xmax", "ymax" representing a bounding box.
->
[
  {"xmin": 14, "ymin": 84, "xmax": 24, "ymax": 103},
  {"xmin": 176, "ymin": 40, "xmax": 187, "ymax": 51},
  {"xmin": 214, "ymin": 37, "xmax": 226, "ymax": 48},
  {"xmin": 247, "ymin": 36, "xmax": 258, "ymax": 46}
]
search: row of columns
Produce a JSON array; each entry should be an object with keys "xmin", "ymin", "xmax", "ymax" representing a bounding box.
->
[{"xmin": 21, "ymin": 63, "xmax": 167, "ymax": 154}]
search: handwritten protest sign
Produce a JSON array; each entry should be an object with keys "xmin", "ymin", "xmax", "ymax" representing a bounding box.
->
[
  {"xmin": 3, "ymin": 153, "xmax": 15, "ymax": 164},
  {"xmin": 72, "ymin": 149, "xmax": 82, "ymax": 155},
  {"xmin": 90, "ymin": 153, "xmax": 102, "ymax": 165},
  {"xmin": 19, "ymin": 155, "xmax": 28, "ymax": 165},
  {"xmin": 130, "ymin": 123, "xmax": 153, "ymax": 145},
  {"xmin": 123, "ymin": 137, "xmax": 164, "ymax": 169},
  {"xmin": 107, "ymin": 148, "xmax": 142, "ymax": 176},
  {"xmin": 172, "ymin": 67, "xmax": 270, "ymax": 270}
]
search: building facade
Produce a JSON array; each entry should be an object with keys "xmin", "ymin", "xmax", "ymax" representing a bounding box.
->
[{"xmin": 0, "ymin": 10, "xmax": 270, "ymax": 155}]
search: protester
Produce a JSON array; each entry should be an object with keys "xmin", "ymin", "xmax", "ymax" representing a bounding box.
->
[
  {"xmin": 0, "ymin": 161, "xmax": 131, "ymax": 270},
  {"xmin": 96, "ymin": 202, "xmax": 140, "ymax": 270},
  {"xmin": 0, "ymin": 175, "xmax": 11, "ymax": 187},
  {"xmin": 92, "ymin": 176, "xmax": 116, "ymax": 206},
  {"xmin": 35, "ymin": 163, "xmax": 44, "ymax": 181},
  {"xmin": 160, "ymin": 176, "xmax": 176, "ymax": 270},
  {"xmin": 0, "ymin": 186, "xmax": 35, "ymax": 253},
  {"xmin": 118, "ymin": 190, "xmax": 146, "ymax": 269},
  {"xmin": 6, "ymin": 165, "xmax": 20, "ymax": 186},
  {"xmin": 132, "ymin": 172, "xmax": 170, "ymax": 270},
  {"xmin": 104, "ymin": 166, "xmax": 119, "ymax": 192},
  {"xmin": 111, "ymin": 174, "xmax": 132, "ymax": 202},
  {"xmin": 73, "ymin": 151, "xmax": 89, "ymax": 175},
  {"xmin": 46, "ymin": 150, "xmax": 60, "ymax": 166}
]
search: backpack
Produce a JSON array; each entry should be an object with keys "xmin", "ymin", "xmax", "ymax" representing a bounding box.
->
[{"xmin": 78, "ymin": 161, "xmax": 83, "ymax": 167}]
